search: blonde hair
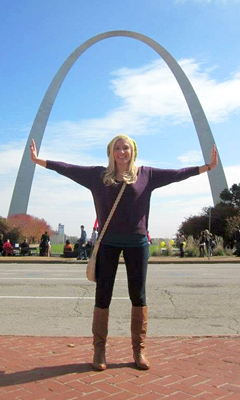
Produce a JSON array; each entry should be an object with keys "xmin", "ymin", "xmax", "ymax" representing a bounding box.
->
[{"xmin": 103, "ymin": 135, "xmax": 138, "ymax": 186}]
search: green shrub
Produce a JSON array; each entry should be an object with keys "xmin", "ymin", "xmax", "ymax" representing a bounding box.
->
[
  {"xmin": 150, "ymin": 240, "xmax": 177, "ymax": 257},
  {"xmin": 151, "ymin": 235, "xmax": 230, "ymax": 257},
  {"xmin": 185, "ymin": 235, "xmax": 199, "ymax": 257},
  {"xmin": 224, "ymin": 246, "xmax": 234, "ymax": 256},
  {"xmin": 151, "ymin": 245, "xmax": 163, "ymax": 256},
  {"xmin": 212, "ymin": 236, "xmax": 225, "ymax": 256}
]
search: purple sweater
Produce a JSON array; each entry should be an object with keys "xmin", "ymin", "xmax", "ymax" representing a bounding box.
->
[{"xmin": 46, "ymin": 161, "xmax": 199, "ymax": 236}]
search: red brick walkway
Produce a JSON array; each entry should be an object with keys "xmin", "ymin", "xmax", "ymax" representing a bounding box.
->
[{"xmin": 0, "ymin": 336, "xmax": 240, "ymax": 400}]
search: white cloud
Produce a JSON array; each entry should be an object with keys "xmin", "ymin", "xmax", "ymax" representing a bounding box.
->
[
  {"xmin": 152, "ymin": 171, "xmax": 210, "ymax": 199},
  {"xmin": 10, "ymin": 58, "xmax": 238, "ymax": 166},
  {"xmin": 149, "ymin": 195, "xmax": 213, "ymax": 238},
  {"xmin": 178, "ymin": 150, "xmax": 203, "ymax": 165},
  {"xmin": 110, "ymin": 59, "xmax": 240, "ymax": 125},
  {"xmin": 33, "ymin": 58, "xmax": 240, "ymax": 165},
  {"xmin": 0, "ymin": 144, "xmax": 25, "ymax": 175},
  {"xmin": 28, "ymin": 170, "xmax": 96, "ymax": 234},
  {"xmin": 225, "ymin": 165, "xmax": 240, "ymax": 186},
  {"xmin": 34, "ymin": 58, "xmax": 240, "ymax": 159},
  {"xmin": 111, "ymin": 60, "xmax": 189, "ymax": 122}
]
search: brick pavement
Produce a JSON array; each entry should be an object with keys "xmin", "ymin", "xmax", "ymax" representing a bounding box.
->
[{"xmin": 0, "ymin": 335, "xmax": 240, "ymax": 400}]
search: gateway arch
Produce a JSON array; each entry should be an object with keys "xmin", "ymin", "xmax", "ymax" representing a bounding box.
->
[{"xmin": 8, "ymin": 30, "xmax": 228, "ymax": 216}]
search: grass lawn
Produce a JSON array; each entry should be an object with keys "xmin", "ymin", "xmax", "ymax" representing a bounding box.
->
[
  {"xmin": 50, "ymin": 243, "xmax": 158, "ymax": 256},
  {"xmin": 50, "ymin": 243, "xmax": 64, "ymax": 255},
  {"xmin": 49, "ymin": 243, "xmax": 180, "ymax": 257}
]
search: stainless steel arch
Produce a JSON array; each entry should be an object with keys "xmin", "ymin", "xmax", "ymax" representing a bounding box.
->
[{"xmin": 8, "ymin": 30, "xmax": 228, "ymax": 216}]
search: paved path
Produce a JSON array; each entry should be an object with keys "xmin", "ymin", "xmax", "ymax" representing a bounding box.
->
[
  {"xmin": 0, "ymin": 335, "xmax": 240, "ymax": 399},
  {"xmin": 1, "ymin": 262, "xmax": 240, "ymax": 337}
]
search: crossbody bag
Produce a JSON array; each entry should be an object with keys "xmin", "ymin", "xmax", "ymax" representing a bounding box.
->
[{"xmin": 86, "ymin": 182, "xmax": 127, "ymax": 282}]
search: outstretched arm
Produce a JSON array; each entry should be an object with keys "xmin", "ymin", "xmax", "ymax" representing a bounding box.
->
[
  {"xmin": 199, "ymin": 145, "xmax": 218, "ymax": 174},
  {"xmin": 30, "ymin": 139, "xmax": 47, "ymax": 168}
]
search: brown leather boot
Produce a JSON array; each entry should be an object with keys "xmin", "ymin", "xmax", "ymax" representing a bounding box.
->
[
  {"xmin": 131, "ymin": 306, "xmax": 150, "ymax": 370},
  {"xmin": 92, "ymin": 307, "xmax": 109, "ymax": 371}
]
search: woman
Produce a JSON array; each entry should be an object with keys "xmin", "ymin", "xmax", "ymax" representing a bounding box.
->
[
  {"xmin": 30, "ymin": 135, "xmax": 218, "ymax": 371},
  {"xmin": 204, "ymin": 229, "xmax": 213, "ymax": 257}
]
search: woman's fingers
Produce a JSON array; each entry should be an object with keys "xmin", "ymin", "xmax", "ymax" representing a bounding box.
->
[
  {"xmin": 30, "ymin": 139, "xmax": 37, "ymax": 161},
  {"xmin": 31, "ymin": 139, "xmax": 36, "ymax": 151}
]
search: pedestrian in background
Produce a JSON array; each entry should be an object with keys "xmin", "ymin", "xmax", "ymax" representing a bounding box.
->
[
  {"xmin": 77, "ymin": 225, "xmax": 87, "ymax": 260},
  {"xmin": 178, "ymin": 231, "xmax": 186, "ymax": 258}
]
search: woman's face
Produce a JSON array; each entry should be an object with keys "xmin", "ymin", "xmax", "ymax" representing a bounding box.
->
[{"xmin": 113, "ymin": 138, "xmax": 132, "ymax": 167}]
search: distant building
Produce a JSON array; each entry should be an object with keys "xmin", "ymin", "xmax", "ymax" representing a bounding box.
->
[
  {"xmin": 50, "ymin": 223, "xmax": 66, "ymax": 244},
  {"xmin": 58, "ymin": 224, "xmax": 64, "ymax": 236}
]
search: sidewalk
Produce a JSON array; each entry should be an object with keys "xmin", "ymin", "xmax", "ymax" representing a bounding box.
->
[{"xmin": 0, "ymin": 335, "xmax": 240, "ymax": 399}]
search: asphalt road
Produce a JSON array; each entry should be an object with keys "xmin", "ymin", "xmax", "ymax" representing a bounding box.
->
[{"xmin": 0, "ymin": 262, "xmax": 239, "ymax": 337}]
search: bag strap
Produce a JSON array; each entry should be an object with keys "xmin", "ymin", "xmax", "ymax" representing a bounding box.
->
[{"xmin": 95, "ymin": 182, "xmax": 127, "ymax": 246}]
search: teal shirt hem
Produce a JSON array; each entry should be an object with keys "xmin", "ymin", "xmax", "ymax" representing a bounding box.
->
[{"xmin": 101, "ymin": 233, "xmax": 148, "ymax": 248}]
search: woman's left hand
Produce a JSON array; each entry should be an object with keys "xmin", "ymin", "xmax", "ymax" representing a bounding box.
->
[{"xmin": 199, "ymin": 145, "xmax": 218, "ymax": 174}]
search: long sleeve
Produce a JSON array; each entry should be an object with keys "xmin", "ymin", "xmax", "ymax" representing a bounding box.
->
[
  {"xmin": 150, "ymin": 166, "xmax": 200, "ymax": 191},
  {"xmin": 46, "ymin": 160, "xmax": 105, "ymax": 190}
]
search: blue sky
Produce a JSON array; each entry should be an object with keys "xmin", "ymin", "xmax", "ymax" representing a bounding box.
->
[{"xmin": 1, "ymin": 0, "xmax": 240, "ymax": 238}]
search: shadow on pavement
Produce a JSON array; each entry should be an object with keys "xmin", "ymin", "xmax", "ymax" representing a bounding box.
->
[{"xmin": 0, "ymin": 361, "xmax": 134, "ymax": 387}]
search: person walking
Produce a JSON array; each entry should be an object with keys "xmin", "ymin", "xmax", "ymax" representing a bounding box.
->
[
  {"xmin": 178, "ymin": 231, "xmax": 186, "ymax": 258},
  {"xmin": 30, "ymin": 134, "xmax": 218, "ymax": 371},
  {"xmin": 77, "ymin": 225, "xmax": 87, "ymax": 260},
  {"xmin": 204, "ymin": 229, "xmax": 212, "ymax": 257}
]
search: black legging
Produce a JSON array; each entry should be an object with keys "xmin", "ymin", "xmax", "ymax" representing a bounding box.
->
[{"xmin": 95, "ymin": 244, "xmax": 149, "ymax": 309}]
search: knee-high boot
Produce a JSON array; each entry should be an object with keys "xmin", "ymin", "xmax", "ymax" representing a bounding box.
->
[
  {"xmin": 92, "ymin": 306, "xmax": 109, "ymax": 371},
  {"xmin": 131, "ymin": 306, "xmax": 150, "ymax": 370}
]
